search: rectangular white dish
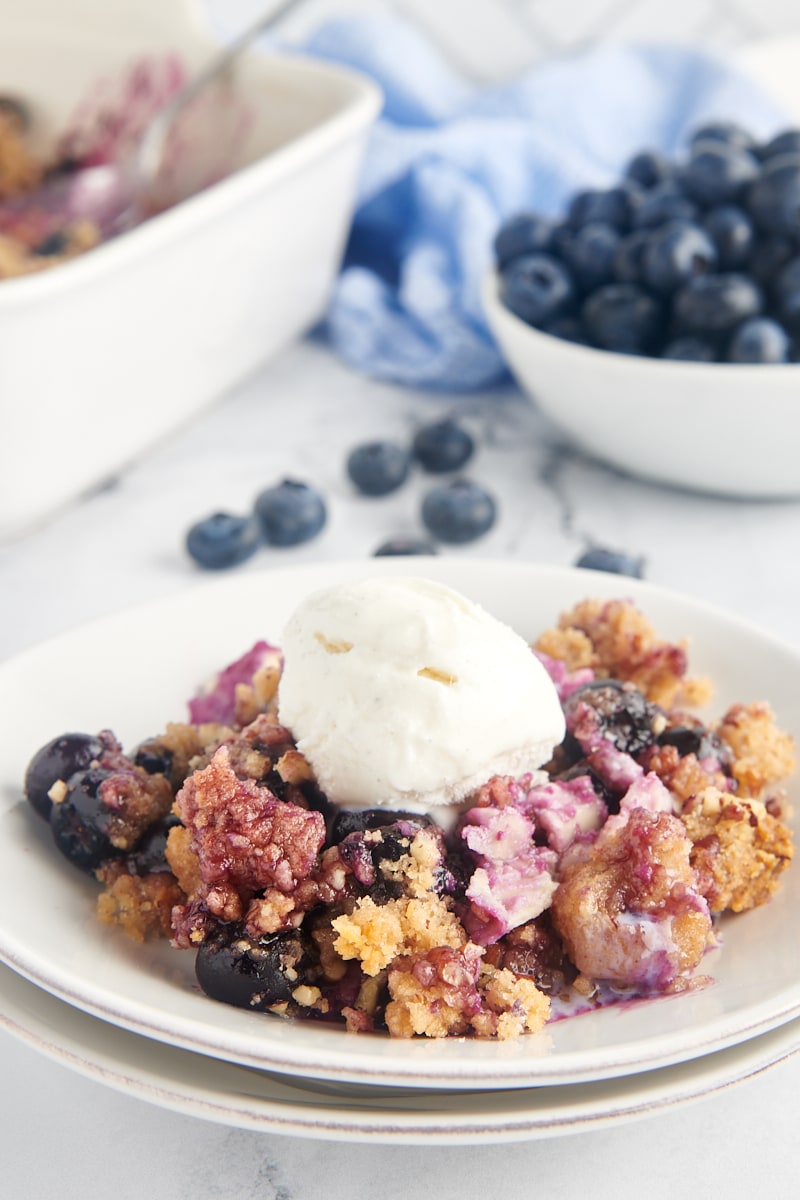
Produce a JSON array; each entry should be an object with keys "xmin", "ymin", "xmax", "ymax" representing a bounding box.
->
[{"xmin": 0, "ymin": 0, "xmax": 381, "ymax": 540}]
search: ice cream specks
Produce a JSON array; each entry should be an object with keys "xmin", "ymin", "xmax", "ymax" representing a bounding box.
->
[{"xmin": 277, "ymin": 576, "xmax": 566, "ymax": 815}]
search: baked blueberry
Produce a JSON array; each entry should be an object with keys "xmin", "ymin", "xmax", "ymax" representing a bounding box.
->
[
  {"xmin": 673, "ymin": 273, "xmax": 763, "ymax": 338},
  {"xmin": 373, "ymin": 536, "xmax": 438, "ymax": 556},
  {"xmin": 186, "ymin": 512, "xmax": 261, "ymax": 570},
  {"xmin": 421, "ymin": 479, "xmax": 497, "ymax": 543},
  {"xmin": 493, "ymin": 212, "xmax": 556, "ymax": 268},
  {"xmin": 49, "ymin": 768, "xmax": 124, "ymax": 873},
  {"xmin": 195, "ymin": 926, "xmax": 314, "ymax": 1012},
  {"xmin": 500, "ymin": 252, "xmax": 575, "ymax": 327},
  {"xmin": 702, "ymin": 205, "xmax": 754, "ymax": 270},
  {"xmin": 641, "ymin": 220, "xmax": 717, "ymax": 295},
  {"xmin": 254, "ymin": 479, "xmax": 327, "ymax": 544},
  {"xmin": 564, "ymin": 679, "xmax": 663, "ymax": 757},
  {"xmin": 726, "ymin": 317, "xmax": 790, "ymax": 363},
  {"xmin": 581, "ymin": 283, "xmax": 663, "ymax": 354},
  {"xmin": 575, "ymin": 547, "xmax": 645, "ymax": 577},
  {"xmin": 24, "ymin": 732, "xmax": 105, "ymax": 820},
  {"xmin": 346, "ymin": 441, "xmax": 412, "ymax": 496}
]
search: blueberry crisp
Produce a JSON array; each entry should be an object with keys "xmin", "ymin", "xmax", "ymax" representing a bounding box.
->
[{"xmin": 23, "ymin": 589, "xmax": 795, "ymax": 1040}]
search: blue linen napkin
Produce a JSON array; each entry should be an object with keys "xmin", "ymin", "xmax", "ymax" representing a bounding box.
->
[{"xmin": 300, "ymin": 17, "xmax": 789, "ymax": 390}]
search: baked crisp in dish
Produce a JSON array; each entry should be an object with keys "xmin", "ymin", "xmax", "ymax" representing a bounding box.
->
[{"xmin": 23, "ymin": 588, "xmax": 795, "ymax": 1039}]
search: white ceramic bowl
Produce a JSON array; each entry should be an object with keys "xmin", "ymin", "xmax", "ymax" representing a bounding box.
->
[
  {"xmin": 0, "ymin": 0, "xmax": 381, "ymax": 540},
  {"xmin": 482, "ymin": 271, "xmax": 800, "ymax": 498},
  {"xmin": 482, "ymin": 36, "xmax": 800, "ymax": 500}
]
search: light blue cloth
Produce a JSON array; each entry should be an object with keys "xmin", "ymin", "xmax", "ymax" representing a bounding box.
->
[{"xmin": 300, "ymin": 17, "xmax": 789, "ymax": 390}]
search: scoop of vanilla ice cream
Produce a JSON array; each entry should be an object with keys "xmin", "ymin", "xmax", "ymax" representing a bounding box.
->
[{"xmin": 277, "ymin": 576, "xmax": 565, "ymax": 816}]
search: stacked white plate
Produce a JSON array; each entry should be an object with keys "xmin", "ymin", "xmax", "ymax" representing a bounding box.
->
[{"xmin": 1, "ymin": 559, "xmax": 799, "ymax": 1143}]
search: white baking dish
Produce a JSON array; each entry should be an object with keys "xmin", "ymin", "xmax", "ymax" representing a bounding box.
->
[{"xmin": 0, "ymin": 0, "xmax": 381, "ymax": 540}]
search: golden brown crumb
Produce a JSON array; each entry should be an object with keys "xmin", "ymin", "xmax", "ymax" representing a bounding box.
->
[
  {"xmin": 716, "ymin": 702, "xmax": 796, "ymax": 798},
  {"xmin": 639, "ymin": 742, "xmax": 730, "ymax": 805},
  {"xmin": 536, "ymin": 597, "xmax": 709, "ymax": 707},
  {"xmin": 0, "ymin": 111, "xmax": 42, "ymax": 199},
  {"xmin": 332, "ymin": 894, "xmax": 466, "ymax": 976},
  {"xmin": 682, "ymin": 785, "xmax": 794, "ymax": 913},
  {"xmin": 165, "ymin": 824, "xmax": 202, "ymax": 899},
  {"xmin": 96, "ymin": 871, "xmax": 185, "ymax": 942},
  {"xmin": 473, "ymin": 965, "xmax": 550, "ymax": 1039}
]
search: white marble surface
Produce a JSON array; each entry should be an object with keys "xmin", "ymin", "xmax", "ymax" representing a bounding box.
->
[{"xmin": 2, "ymin": 333, "xmax": 800, "ymax": 1197}]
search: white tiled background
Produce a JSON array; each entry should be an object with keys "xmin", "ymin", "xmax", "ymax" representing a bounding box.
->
[{"xmin": 208, "ymin": 0, "xmax": 800, "ymax": 81}]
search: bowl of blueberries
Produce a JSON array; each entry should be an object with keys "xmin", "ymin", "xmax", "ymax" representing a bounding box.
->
[{"xmin": 483, "ymin": 120, "xmax": 800, "ymax": 498}]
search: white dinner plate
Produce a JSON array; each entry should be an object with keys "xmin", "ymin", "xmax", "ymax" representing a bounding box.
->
[
  {"xmin": 0, "ymin": 560, "xmax": 798, "ymax": 1090},
  {"xmin": 1, "ymin": 961, "xmax": 798, "ymax": 1144}
]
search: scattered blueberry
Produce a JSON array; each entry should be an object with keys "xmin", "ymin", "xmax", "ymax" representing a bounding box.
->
[
  {"xmin": 499, "ymin": 252, "xmax": 575, "ymax": 326},
  {"xmin": 186, "ymin": 512, "xmax": 261, "ymax": 570},
  {"xmin": 24, "ymin": 732, "xmax": 105, "ymax": 821},
  {"xmin": 373, "ymin": 536, "xmax": 438, "ymax": 556},
  {"xmin": 421, "ymin": 479, "xmax": 497, "ymax": 544},
  {"xmin": 346, "ymin": 440, "xmax": 411, "ymax": 496},
  {"xmin": 254, "ymin": 479, "xmax": 327, "ymax": 545},
  {"xmin": 49, "ymin": 768, "xmax": 123, "ymax": 873},
  {"xmin": 575, "ymin": 547, "xmax": 645, "ymax": 577},
  {"xmin": 411, "ymin": 419, "xmax": 475, "ymax": 474},
  {"xmin": 726, "ymin": 317, "xmax": 790, "ymax": 363}
]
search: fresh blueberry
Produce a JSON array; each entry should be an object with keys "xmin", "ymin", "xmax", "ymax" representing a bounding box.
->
[
  {"xmin": 567, "ymin": 184, "xmax": 641, "ymax": 232},
  {"xmin": 581, "ymin": 284, "xmax": 663, "ymax": 354},
  {"xmin": 774, "ymin": 257, "xmax": 800, "ymax": 334},
  {"xmin": 748, "ymin": 236, "xmax": 796, "ymax": 289},
  {"xmin": 373, "ymin": 536, "xmax": 438, "ymax": 557},
  {"xmin": 612, "ymin": 230, "xmax": 650, "ymax": 284},
  {"xmin": 493, "ymin": 212, "xmax": 556, "ymax": 268},
  {"xmin": 673, "ymin": 273, "xmax": 763, "ymax": 338},
  {"xmin": 254, "ymin": 479, "xmax": 327, "ymax": 545},
  {"xmin": 565, "ymin": 222, "xmax": 620, "ymax": 291},
  {"xmin": 726, "ymin": 317, "xmax": 790, "ymax": 363},
  {"xmin": 702, "ymin": 205, "xmax": 754, "ymax": 270},
  {"xmin": 662, "ymin": 336, "xmax": 717, "ymax": 361},
  {"xmin": 412, "ymin": 419, "xmax": 475, "ymax": 473},
  {"xmin": 688, "ymin": 121, "xmax": 758, "ymax": 155},
  {"xmin": 499, "ymin": 252, "xmax": 575, "ymax": 327},
  {"xmin": 683, "ymin": 140, "xmax": 760, "ymax": 208},
  {"xmin": 575, "ymin": 546, "xmax": 645, "ymax": 578},
  {"xmin": 541, "ymin": 314, "xmax": 589, "ymax": 345},
  {"xmin": 759, "ymin": 129, "xmax": 800, "ymax": 161},
  {"xmin": 548, "ymin": 223, "xmax": 576, "ymax": 263},
  {"xmin": 633, "ymin": 181, "xmax": 698, "ymax": 230},
  {"xmin": 641, "ymin": 220, "xmax": 717, "ymax": 295},
  {"xmin": 624, "ymin": 150, "xmax": 672, "ymax": 190},
  {"xmin": 186, "ymin": 512, "xmax": 261, "ymax": 570},
  {"xmin": 421, "ymin": 479, "xmax": 497, "ymax": 544},
  {"xmin": 346, "ymin": 441, "xmax": 411, "ymax": 496},
  {"xmin": 746, "ymin": 155, "xmax": 800, "ymax": 237},
  {"xmin": 24, "ymin": 732, "xmax": 105, "ymax": 821}
]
